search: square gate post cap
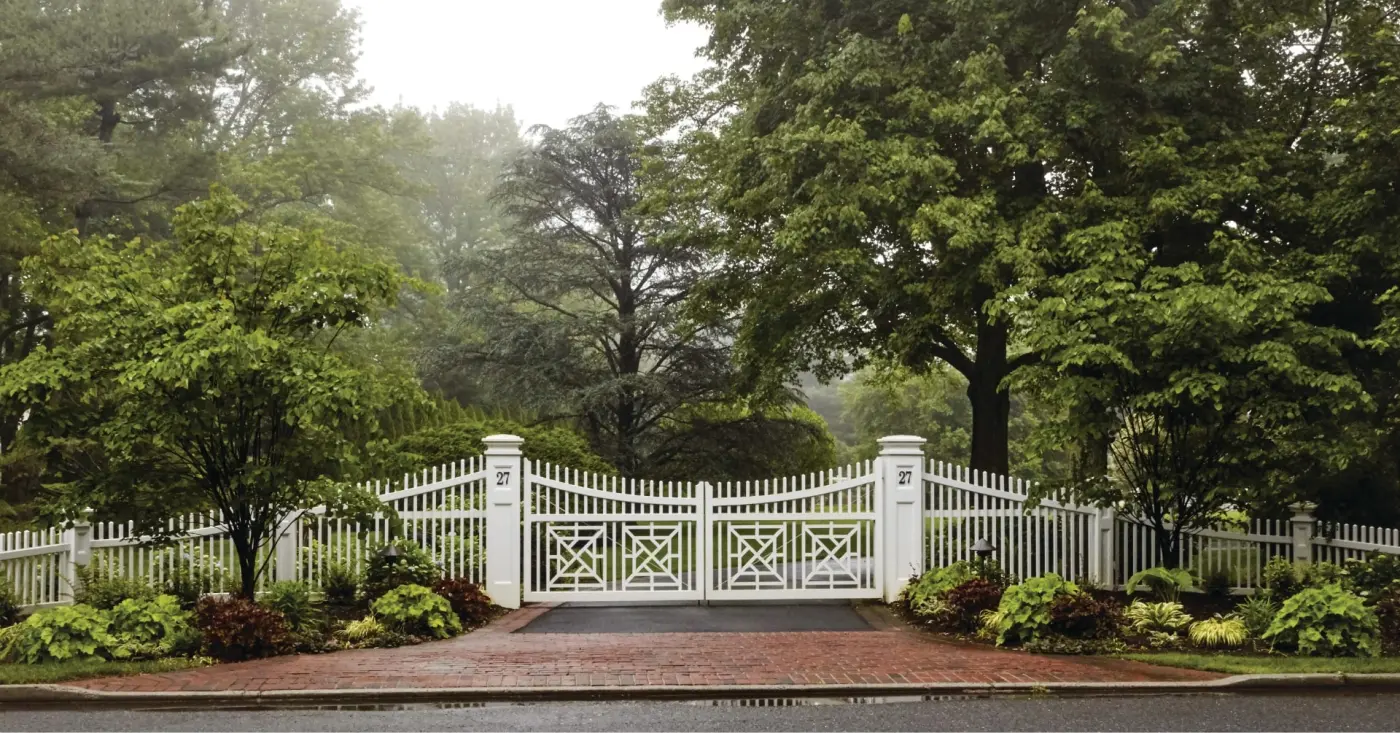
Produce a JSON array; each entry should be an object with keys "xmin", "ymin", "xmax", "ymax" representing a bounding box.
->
[
  {"xmin": 482, "ymin": 434, "xmax": 525, "ymax": 455},
  {"xmin": 877, "ymin": 435, "xmax": 927, "ymax": 455},
  {"xmin": 1288, "ymin": 501, "xmax": 1317, "ymax": 520}
]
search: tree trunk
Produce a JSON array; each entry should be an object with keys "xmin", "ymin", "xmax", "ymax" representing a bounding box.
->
[{"xmin": 966, "ymin": 312, "xmax": 1011, "ymax": 476}]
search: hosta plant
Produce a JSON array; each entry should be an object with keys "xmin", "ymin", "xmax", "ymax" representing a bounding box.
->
[
  {"xmin": 1189, "ymin": 614, "xmax": 1248, "ymax": 648},
  {"xmin": 1263, "ymin": 584, "xmax": 1380, "ymax": 657},
  {"xmin": 901, "ymin": 562, "xmax": 975, "ymax": 615},
  {"xmin": 371, "ymin": 584, "xmax": 462, "ymax": 639},
  {"xmin": 988, "ymin": 573, "xmax": 1078, "ymax": 646},
  {"xmin": 1125, "ymin": 567, "xmax": 1196, "ymax": 603},
  {"xmin": 1125, "ymin": 601, "xmax": 1193, "ymax": 635},
  {"xmin": 4, "ymin": 604, "xmax": 114, "ymax": 663}
]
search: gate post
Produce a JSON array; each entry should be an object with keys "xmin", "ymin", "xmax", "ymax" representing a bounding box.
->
[
  {"xmin": 1091, "ymin": 506, "xmax": 1116, "ymax": 588},
  {"xmin": 878, "ymin": 435, "xmax": 927, "ymax": 603},
  {"xmin": 484, "ymin": 434, "xmax": 524, "ymax": 609},
  {"xmin": 1290, "ymin": 502, "xmax": 1317, "ymax": 568}
]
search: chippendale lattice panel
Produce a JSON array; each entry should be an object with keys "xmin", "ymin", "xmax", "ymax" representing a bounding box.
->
[
  {"xmin": 720, "ymin": 523, "xmax": 788, "ymax": 590},
  {"xmin": 802, "ymin": 523, "xmax": 864, "ymax": 589},
  {"xmin": 543, "ymin": 525, "xmax": 607, "ymax": 592},
  {"xmin": 621, "ymin": 525, "xmax": 687, "ymax": 592}
]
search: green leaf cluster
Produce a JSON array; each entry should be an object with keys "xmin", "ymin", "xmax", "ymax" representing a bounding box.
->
[
  {"xmin": 2, "ymin": 605, "xmax": 114, "ymax": 663},
  {"xmin": 362, "ymin": 539, "xmax": 441, "ymax": 601},
  {"xmin": 1125, "ymin": 567, "xmax": 1197, "ymax": 603},
  {"xmin": 1125, "ymin": 601, "xmax": 1194, "ymax": 635},
  {"xmin": 110, "ymin": 595, "xmax": 194, "ymax": 648},
  {"xmin": 370, "ymin": 584, "xmax": 461, "ymax": 639},
  {"xmin": 990, "ymin": 573, "xmax": 1079, "ymax": 646},
  {"xmin": 1188, "ymin": 615, "xmax": 1248, "ymax": 649},
  {"xmin": 1264, "ymin": 585, "xmax": 1380, "ymax": 657}
]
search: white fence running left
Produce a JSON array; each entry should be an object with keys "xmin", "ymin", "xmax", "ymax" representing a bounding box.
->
[{"xmin": 5, "ymin": 433, "xmax": 1400, "ymax": 611}]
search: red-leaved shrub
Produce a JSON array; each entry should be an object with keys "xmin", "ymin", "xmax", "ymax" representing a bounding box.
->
[
  {"xmin": 432, "ymin": 577, "xmax": 497, "ymax": 629},
  {"xmin": 944, "ymin": 578, "xmax": 1003, "ymax": 632},
  {"xmin": 1049, "ymin": 592, "xmax": 1123, "ymax": 639},
  {"xmin": 195, "ymin": 596, "xmax": 293, "ymax": 661}
]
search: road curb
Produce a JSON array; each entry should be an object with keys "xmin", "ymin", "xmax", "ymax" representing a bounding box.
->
[{"xmin": 2, "ymin": 675, "xmax": 1399, "ymax": 708}]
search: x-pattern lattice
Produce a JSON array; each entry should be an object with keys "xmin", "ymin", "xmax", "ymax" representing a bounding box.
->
[
  {"xmin": 724, "ymin": 523, "xmax": 787, "ymax": 589},
  {"xmin": 623, "ymin": 525, "xmax": 686, "ymax": 591},
  {"xmin": 545, "ymin": 525, "xmax": 606, "ymax": 591},
  {"xmin": 802, "ymin": 523, "xmax": 864, "ymax": 588}
]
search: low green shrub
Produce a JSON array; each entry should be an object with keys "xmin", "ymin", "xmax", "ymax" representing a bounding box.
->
[
  {"xmin": 263, "ymin": 581, "xmax": 319, "ymax": 632},
  {"xmin": 335, "ymin": 615, "xmax": 411, "ymax": 648},
  {"xmin": 432, "ymin": 577, "xmax": 496, "ymax": 629},
  {"xmin": 362, "ymin": 540, "xmax": 441, "ymax": 601},
  {"xmin": 0, "ymin": 577, "xmax": 20, "ymax": 627},
  {"xmin": 73, "ymin": 567, "xmax": 154, "ymax": 610},
  {"xmin": 4, "ymin": 605, "xmax": 114, "ymax": 663},
  {"xmin": 1234, "ymin": 595, "xmax": 1279, "ymax": 638},
  {"xmin": 110, "ymin": 594, "xmax": 193, "ymax": 653},
  {"xmin": 902, "ymin": 562, "xmax": 975, "ymax": 617},
  {"xmin": 1201, "ymin": 570, "xmax": 1232, "ymax": 601},
  {"xmin": 323, "ymin": 563, "xmax": 359, "ymax": 606},
  {"xmin": 1263, "ymin": 584, "xmax": 1379, "ymax": 657},
  {"xmin": 1022, "ymin": 635, "xmax": 1127, "ymax": 655},
  {"xmin": 1345, "ymin": 552, "xmax": 1400, "ymax": 600},
  {"xmin": 1125, "ymin": 567, "xmax": 1196, "ymax": 603},
  {"xmin": 1262, "ymin": 556, "xmax": 1300, "ymax": 601},
  {"xmin": 1299, "ymin": 561, "xmax": 1346, "ymax": 589},
  {"xmin": 988, "ymin": 573, "xmax": 1078, "ymax": 646},
  {"xmin": 1375, "ymin": 586, "xmax": 1400, "ymax": 654},
  {"xmin": 1189, "ymin": 614, "xmax": 1248, "ymax": 649},
  {"xmin": 371, "ymin": 584, "xmax": 461, "ymax": 639},
  {"xmin": 194, "ymin": 596, "xmax": 293, "ymax": 662}
]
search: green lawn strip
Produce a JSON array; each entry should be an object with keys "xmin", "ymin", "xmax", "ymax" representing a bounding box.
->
[
  {"xmin": 0, "ymin": 657, "xmax": 211, "ymax": 685},
  {"xmin": 1121, "ymin": 653, "xmax": 1400, "ymax": 675}
]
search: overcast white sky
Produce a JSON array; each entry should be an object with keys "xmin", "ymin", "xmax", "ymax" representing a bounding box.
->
[{"xmin": 344, "ymin": 0, "xmax": 711, "ymax": 128}]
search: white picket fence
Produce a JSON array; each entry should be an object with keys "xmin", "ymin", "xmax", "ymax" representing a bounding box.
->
[{"xmin": 4, "ymin": 434, "xmax": 1400, "ymax": 610}]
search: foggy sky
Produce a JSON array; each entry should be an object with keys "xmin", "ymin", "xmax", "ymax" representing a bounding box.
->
[{"xmin": 344, "ymin": 0, "xmax": 711, "ymax": 128}]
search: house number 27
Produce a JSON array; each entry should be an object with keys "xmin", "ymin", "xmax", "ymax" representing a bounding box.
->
[
  {"xmin": 495, "ymin": 471, "xmax": 512, "ymax": 486},
  {"xmin": 897, "ymin": 470, "xmax": 912, "ymax": 486}
]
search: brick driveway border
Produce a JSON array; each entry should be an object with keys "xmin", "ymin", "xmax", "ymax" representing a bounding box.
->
[{"xmin": 66, "ymin": 605, "xmax": 1219, "ymax": 693}]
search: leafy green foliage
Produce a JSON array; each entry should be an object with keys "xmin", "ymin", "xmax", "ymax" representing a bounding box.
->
[
  {"xmin": 1264, "ymin": 585, "xmax": 1381, "ymax": 657},
  {"xmin": 1345, "ymin": 553, "xmax": 1400, "ymax": 600},
  {"xmin": 902, "ymin": 562, "xmax": 976, "ymax": 619},
  {"xmin": 370, "ymin": 584, "xmax": 461, "ymax": 639},
  {"xmin": 73, "ymin": 566, "xmax": 155, "ymax": 611},
  {"xmin": 322, "ymin": 563, "xmax": 360, "ymax": 607},
  {"xmin": 362, "ymin": 539, "xmax": 441, "ymax": 601},
  {"xmin": 1189, "ymin": 615, "xmax": 1248, "ymax": 649},
  {"xmin": 1300, "ymin": 562, "xmax": 1346, "ymax": 589},
  {"xmin": 337, "ymin": 615, "xmax": 386, "ymax": 644},
  {"xmin": 1125, "ymin": 602, "xmax": 1194, "ymax": 636},
  {"xmin": 1201, "ymin": 570, "xmax": 1233, "ymax": 602},
  {"xmin": 194, "ymin": 596, "xmax": 293, "ymax": 662},
  {"xmin": 1235, "ymin": 596, "xmax": 1281, "ymax": 639},
  {"xmin": 0, "ymin": 578, "xmax": 19, "ymax": 627},
  {"xmin": 262, "ymin": 581, "xmax": 319, "ymax": 632},
  {"xmin": 989, "ymin": 574, "xmax": 1079, "ymax": 647},
  {"xmin": 4, "ymin": 605, "xmax": 113, "ymax": 663},
  {"xmin": 0, "ymin": 190, "xmax": 424, "ymax": 597},
  {"xmin": 432, "ymin": 578, "xmax": 496, "ymax": 629},
  {"xmin": 110, "ymin": 595, "xmax": 193, "ymax": 650},
  {"xmin": 1126, "ymin": 567, "xmax": 1197, "ymax": 603},
  {"xmin": 1263, "ymin": 557, "xmax": 1302, "ymax": 601}
]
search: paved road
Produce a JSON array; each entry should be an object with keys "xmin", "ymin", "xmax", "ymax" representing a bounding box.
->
[{"xmin": 3, "ymin": 694, "xmax": 1397, "ymax": 731}]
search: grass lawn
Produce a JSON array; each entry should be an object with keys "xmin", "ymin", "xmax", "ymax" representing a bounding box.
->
[
  {"xmin": 0, "ymin": 657, "xmax": 211, "ymax": 685},
  {"xmin": 1122, "ymin": 653, "xmax": 1400, "ymax": 675}
]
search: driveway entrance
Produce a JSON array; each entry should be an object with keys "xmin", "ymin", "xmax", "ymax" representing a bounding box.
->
[{"xmin": 516, "ymin": 602, "xmax": 875, "ymax": 634}]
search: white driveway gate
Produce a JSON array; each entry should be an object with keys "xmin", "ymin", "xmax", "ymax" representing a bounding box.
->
[{"xmin": 499, "ymin": 435, "xmax": 927, "ymax": 605}]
